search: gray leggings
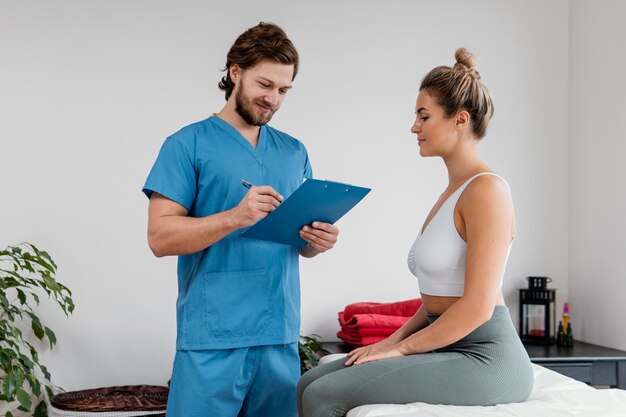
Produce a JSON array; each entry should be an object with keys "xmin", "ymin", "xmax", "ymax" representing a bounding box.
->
[{"xmin": 297, "ymin": 306, "xmax": 533, "ymax": 417}]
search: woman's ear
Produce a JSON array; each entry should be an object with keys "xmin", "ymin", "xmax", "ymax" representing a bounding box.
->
[{"xmin": 455, "ymin": 110, "xmax": 470, "ymax": 130}]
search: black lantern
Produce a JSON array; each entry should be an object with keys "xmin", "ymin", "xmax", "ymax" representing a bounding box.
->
[{"xmin": 519, "ymin": 276, "xmax": 556, "ymax": 345}]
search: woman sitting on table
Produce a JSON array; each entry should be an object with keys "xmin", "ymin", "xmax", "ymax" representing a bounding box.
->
[{"xmin": 297, "ymin": 48, "xmax": 534, "ymax": 417}]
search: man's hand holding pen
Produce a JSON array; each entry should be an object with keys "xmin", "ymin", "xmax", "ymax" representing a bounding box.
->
[
  {"xmin": 231, "ymin": 180, "xmax": 283, "ymax": 228},
  {"xmin": 237, "ymin": 178, "xmax": 340, "ymax": 256}
]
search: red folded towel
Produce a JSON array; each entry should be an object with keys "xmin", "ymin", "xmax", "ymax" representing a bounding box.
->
[
  {"xmin": 336, "ymin": 299, "xmax": 423, "ymax": 348},
  {"xmin": 336, "ymin": 332, "xmax": 388, "ymax": 347},
  {"xmin": 337, "ymin": 325, "xmax": 398, "ymax": 338},
  {"xmin": 337, "ymin": 314, "xmax": 411, "ymax": 347},
  {"xmin": 338, "ymin": 312, "xmax": 412, "ymax": 329},
  {"xmin": 342, "ymin": 298, "xmax": 422, "ymax": 322}
]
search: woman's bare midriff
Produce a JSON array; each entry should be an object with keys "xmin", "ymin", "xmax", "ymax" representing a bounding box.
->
[{"xmin": 422, "ymin": 292, "xmax": 506, "ymax": 315}]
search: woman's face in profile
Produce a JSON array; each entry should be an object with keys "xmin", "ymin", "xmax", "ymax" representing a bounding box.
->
[{"xmin": 411, "ymin": 90, "xmax": 457, "ymax": 157}]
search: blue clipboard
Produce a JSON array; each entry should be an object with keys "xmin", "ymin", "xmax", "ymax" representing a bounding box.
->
[{"xmin": 240, "ymin": 179, "xmax": 371, "ymax": 247}]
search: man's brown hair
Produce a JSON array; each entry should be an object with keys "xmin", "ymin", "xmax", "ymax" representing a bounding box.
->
[{"xmin": 218, "ymin": 22, "xmax": 299, "ymax": 100}]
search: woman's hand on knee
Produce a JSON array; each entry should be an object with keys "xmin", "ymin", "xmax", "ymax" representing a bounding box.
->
[{"xmin": 344, "ymin": 340, "xmax": 405, "ymax": 366}]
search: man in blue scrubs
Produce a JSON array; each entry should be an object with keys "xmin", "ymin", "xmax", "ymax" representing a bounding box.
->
[{"xmin": 142, "ymin": 22, "xmax": 339, "ymax": 417}]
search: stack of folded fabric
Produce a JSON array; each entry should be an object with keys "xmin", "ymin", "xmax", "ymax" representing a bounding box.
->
[{"xmin": 337, "ymin": 298, "xmax": 422, "ymax": 348}]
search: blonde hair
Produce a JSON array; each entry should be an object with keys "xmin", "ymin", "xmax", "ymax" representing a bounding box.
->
[{"xmin": 420, "ymin": 48, "xmax": 494, "ymax": 139}]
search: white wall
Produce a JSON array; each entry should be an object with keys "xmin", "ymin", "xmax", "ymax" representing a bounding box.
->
[
  {"xmin": 569, "ymin": 0, "xmax": 626, "ymax": 350},
  {"xmin": 1, "ymin": 0, "xmax": 571, "ymax": 391}
]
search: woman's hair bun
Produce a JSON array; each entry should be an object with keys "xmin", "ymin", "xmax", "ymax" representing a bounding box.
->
[
  {"xmin": 454, "ymin": 47, "xmax": 475, "ymax": 69},
  {"xmin": 453, "ymin": 47, "xmax": 480, "ymax": 79}
]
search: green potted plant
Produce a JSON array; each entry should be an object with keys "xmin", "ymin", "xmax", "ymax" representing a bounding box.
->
[
  {"xmin": 298, "ymin": 334, "xmax": 329, "ymax": 374},
  {"xmin": 0, "ymin": 243, "xmax": 74, "ymax": 417}
]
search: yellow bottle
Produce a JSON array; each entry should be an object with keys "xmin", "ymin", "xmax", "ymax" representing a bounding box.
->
[{"xmin": 562, "ymin": 302, "xmax": 570, "ymax": 330}]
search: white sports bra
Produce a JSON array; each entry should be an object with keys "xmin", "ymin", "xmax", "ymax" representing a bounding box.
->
[{"xmin": 407, "ymin": 172, "xmax": 511, "ymax": 297}]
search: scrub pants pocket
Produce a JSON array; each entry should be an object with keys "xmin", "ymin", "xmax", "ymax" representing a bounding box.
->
[{"xmin": 204, "ymin": 268, "xmax": 271, "ymax": 337}]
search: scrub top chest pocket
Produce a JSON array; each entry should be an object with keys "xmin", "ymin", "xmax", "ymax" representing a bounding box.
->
[{"xmin": 204, "ymin": 268, "xmax": 271, "ymax": 338}]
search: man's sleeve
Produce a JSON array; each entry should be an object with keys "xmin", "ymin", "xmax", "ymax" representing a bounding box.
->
[
  {"xmin": 142, "ymin": 136, "xmax": 196, "ymax": 211},
  {"xmin": 303, "ymin": 148, "xmax": 313, "ymax": 180}
]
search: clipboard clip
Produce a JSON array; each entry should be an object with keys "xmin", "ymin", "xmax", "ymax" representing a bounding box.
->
[{"xmin": 321, "ymin": 180, "xmax": 349, "ymax": 192}]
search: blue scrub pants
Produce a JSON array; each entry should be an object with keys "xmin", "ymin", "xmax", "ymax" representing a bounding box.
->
[{"xmin": 166, "ymin": 343, "xmax": 300, "ymax": 417}]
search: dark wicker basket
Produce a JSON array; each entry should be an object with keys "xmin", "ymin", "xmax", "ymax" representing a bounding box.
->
[{"xmin": 51, "ymin": 385, "xmax": 168, "ymax": 412}]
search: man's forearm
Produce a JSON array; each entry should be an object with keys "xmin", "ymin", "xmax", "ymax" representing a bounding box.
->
[{"xmin": 149, "ymin": 209, "xmax": 240, "ymax": 257}]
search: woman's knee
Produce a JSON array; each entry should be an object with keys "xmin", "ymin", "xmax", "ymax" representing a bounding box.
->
[
  {"xmin": 298, "ymin": 358, "xmax": 346, "ymax": 397},
  {"xmin": 301, "ymin": 378, "xmax": 347, "ymax": 417},
  {"xmin": 297, "ymin": 365, "xmax": 325, "ymax": 399}
]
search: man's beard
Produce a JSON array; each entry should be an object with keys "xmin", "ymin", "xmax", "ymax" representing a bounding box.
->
[{"xmin": 234, "ymin": 84, "xmax": 277, "ymax": 126}]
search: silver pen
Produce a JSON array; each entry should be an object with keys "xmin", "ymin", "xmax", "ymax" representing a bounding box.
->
[{"xmin": 241, "ymin": 179, "xmax": 282, "ymax": 205}]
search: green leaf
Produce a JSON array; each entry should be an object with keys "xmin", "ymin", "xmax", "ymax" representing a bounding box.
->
[
  {"xmin": 0, "ymin": 275, "xmax": 21, "ymax": 288},
  {"xmin": 299, "ymin": 334, "xmax": 327, "ymax": 374},
  {"xmin": 11, "ymin": 327, "xmax": 23, "ymax": 341},
  {"xmin": 0, "ymin": 294, "xmax": 9, "ymax": 310},
  {"xmin": 0, "ymin": 337, "xmax": 20, "ymax": 354},
  {"xmin": 16, "ymin": 289, "xmax": 26, "ymax": 305},
  {"xmin": 6, "ymin": 411, "xmax": 14, "ymax": 417},
  {"xmin": 305, "ymin": 350, "xmax": 318, "ymax": 365},
  {"xmin": 34, "ymin": 400, "xmax": 47, "ymax": 417},
  {"xmin": 2, "ymin": 368, "xmax": 25, "ymax": 399},
  {"xmin": 0, "ymin": 349, "xmax": 13, "ymax": 368},
  {"xmin": 17, "ymin": 353, "xmax": 35, "ymax": 371},
  {"xmin": 66, "ymin": 296, "xmax": 75, "ymax": 313},
  {"xmin": 16, "ymin": 387, "xmax": 32, "ymax": 411},
  {"xmin": 44, "ymin": 327, "xmax": 57, "ymax": 348},
  {"xmin": 22, "ymin": 260, "xmax": 35, "ymax": 273},
  {"xmin": 31, "ymin": 292, "xmax": 40, "ymax": 304},
  {"xmin": 42, "ymin": 275, "xmax": 61, "ymax": 293},
  {"xmin": 29, "ymin": 256, "xmax": 55, "ymax": 274},
  {"xmin": 31, "ymin": 317, "xmax": 45, "ymax": 340},
  {"xmin": 26, "ymin": 374, "xmax": 41, "ymax": 397},
  {"xmin": 27, "ymin": 345, "xmax": 39, "ymax": 364},
  {"xmin": 40, "ymin": 364, "xmax": 51, "ymax": 381}
]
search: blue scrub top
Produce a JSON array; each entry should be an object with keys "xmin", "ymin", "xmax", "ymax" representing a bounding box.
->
[{"xmin": 143, "ymin": 116, "xmax": 312, "ymax": 350}]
